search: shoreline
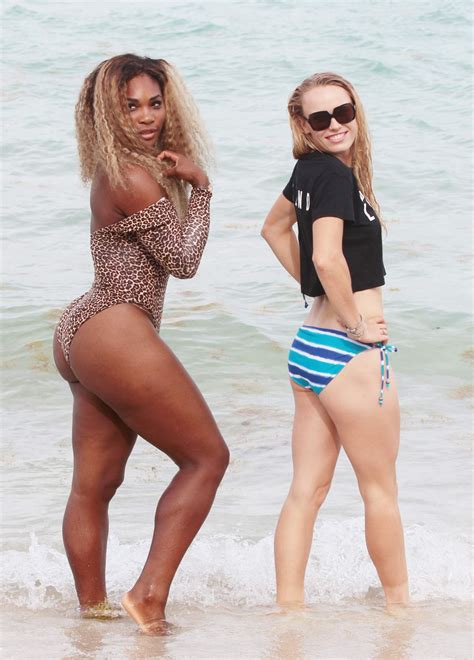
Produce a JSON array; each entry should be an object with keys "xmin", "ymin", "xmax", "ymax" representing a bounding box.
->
[{"xmin": 1, "ymin": 600, "xmax": 471, "ymax": 659}]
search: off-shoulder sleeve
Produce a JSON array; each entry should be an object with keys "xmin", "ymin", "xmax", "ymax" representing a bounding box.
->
[{"xmin": 134, "ymin": 187, "xmax": 212, "ymax": 279}]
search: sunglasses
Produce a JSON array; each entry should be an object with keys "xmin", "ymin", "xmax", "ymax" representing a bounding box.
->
[{"xmin": 305, "ymin": 102, "xmax": 356, "ymax": 131}]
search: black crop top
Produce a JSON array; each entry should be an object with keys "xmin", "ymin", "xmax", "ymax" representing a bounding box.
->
[{"xmin": 282, "ymin": 151, "xmax": 385, "ymax": 298}]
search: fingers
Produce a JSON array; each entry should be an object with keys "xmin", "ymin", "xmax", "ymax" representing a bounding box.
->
[
  {"xmin": 158, "ymin": 151, "xmax": 179, "ymax": 175},
  {"xmin": 365, "ymin": 321, "xmax": 389, "ymax": 343},
  {"xmin": 157, "ymin": 151, "xmax": 203, "ymax": 186},
  {"xmin": 365, "ymin": 316, "xmax": 388, "ymax": 342},
  {"xmin": 158, "ymin": 152, "xmax": 179, "ymax": 178},
  {"xmin": 158, "ymin": 150, "xmax": 178, "ymax": 162}
]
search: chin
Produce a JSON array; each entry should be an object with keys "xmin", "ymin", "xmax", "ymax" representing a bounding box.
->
[
  {"xmin": 331, "ymin": 142, "xmax": 353, "ymax": 154},
  {"xmin": 140, "ymin": 139, "xmax": 158, "ymax": 151}
]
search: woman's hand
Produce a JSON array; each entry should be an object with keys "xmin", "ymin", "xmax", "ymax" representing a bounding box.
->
[
  {"xmin": 353, "ymin": 316, "xmax": 389, "ymax": 344},
  {"xmin": 157, "ymin": 150, "xmax": 209, "ymax": 188}
]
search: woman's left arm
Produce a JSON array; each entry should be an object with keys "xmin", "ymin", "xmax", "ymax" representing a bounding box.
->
[
  {"xmin": 261, "ymin": 194, "xmax": 300, "ymax": 282},
  {"xmin": 137, "ymin": 187, "xmax": 212, "ymax": 279},
  {"xmin": 113, "ymin": 162, "xmax": 212, "ymax": 279}
]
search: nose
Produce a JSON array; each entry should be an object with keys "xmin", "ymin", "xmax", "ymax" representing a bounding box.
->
[
  {"xmin": 328, "ymin": 116, "xmax": 342, "ymax": 130},
  {"xmin": 138, "ymin": 107, "xmax": 153, "ymax": 124}
]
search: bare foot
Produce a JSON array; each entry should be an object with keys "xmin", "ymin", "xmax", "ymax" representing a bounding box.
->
[
  {"xmin": 386, "ymin": 601, "xmax": 412, "ymax": 617},
  {"xmin": 139, "ymin": 619, "xmax": 175, "ymax": 636},
  {"xmin": 80, "ymin": 601, "xmax": 123, "ymax": 620},
  {"xmin": 384, "ymin": 582, "xmax": 410, "ymax": 607},
  {"xmin": 268, "ymin": 601, "xmax": 308, "ymax": 615},
  {"xmin": 121, "ymin": 592, "xmax": 173, "ymax": 636}
]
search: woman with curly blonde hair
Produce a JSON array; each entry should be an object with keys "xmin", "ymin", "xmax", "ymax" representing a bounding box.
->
[
  {"xmin": 262, "ymin": 72, "xmax": 408, "ymax": 607},
  {"xmin": 53, "ymin": 54, "xmax": 228, "ymax": 633}
]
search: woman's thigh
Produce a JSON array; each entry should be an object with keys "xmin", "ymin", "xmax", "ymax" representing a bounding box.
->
[
  {"xmin": 69, "ymin": 304, "xmax": 227, "ymax": 465},
  {"xmin": 68, "ymin": 381, "xmax": 137, "ymax": 494},
  {"xmin": 290, "ymin": 380, "xmax": 341, "ymax": 492},
  {"xmin": 319, "ymin": 349, "xmax": 400, "ymax": 484}
]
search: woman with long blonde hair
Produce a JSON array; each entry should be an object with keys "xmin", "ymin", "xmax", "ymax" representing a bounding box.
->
[
  {"xmin": 54, "ymin": 54, "xmax": 229, "ymax": 633},
  {"xmin": 261, "ymin": 72, "xmax": 408, "ymax": 607}
]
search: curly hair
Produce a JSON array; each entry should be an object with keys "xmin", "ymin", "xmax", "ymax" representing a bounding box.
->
[
  {"xmin": 75, "ymin": 54, "xmax": 212, "ymax": 216},
  {"xmin": 287, "ymin": 72, "xmax": 380, "ymax": 217}
]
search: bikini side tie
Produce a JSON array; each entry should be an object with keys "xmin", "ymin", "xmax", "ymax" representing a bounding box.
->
[{"xmin": 377, "ymin": 343, "xmax": 397, "ymax": 406}]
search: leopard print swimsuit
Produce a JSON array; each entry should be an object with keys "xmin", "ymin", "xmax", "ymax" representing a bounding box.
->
[{"xmin": 56, "ymin": 187, "xmax": 212, "ymax": 364}]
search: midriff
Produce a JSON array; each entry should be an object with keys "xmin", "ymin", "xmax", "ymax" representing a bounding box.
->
[{"xmin": 304, "ymin": 287, "xmax": 384, "ymax": 331}]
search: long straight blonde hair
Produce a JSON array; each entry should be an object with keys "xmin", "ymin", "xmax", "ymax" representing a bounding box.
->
[
  {"xmin": 75, "ymin": 54, "xmax": 211, "ymax": 216},
  {"xmin": 288, "ymin": 72, "xmax": 380, "ymax": 217}
]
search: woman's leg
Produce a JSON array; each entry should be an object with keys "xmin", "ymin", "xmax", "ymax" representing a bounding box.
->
[
  {"xmin": 320, "ymin": 349, "xmax": 409, "ymax": 604},
  {"xmin": 54, "ymin": 330, "xmax": 137, "ymax": 609},
  {"xmin": 69, "ymin": 305, "xmax": 229, "ymax": 629},
  {"xmin": 274, "ymin": 380, "xmax": 340, "ymax": 605},
  {"xmin": 64, "ymin": 382, "xmax": 137, "ymax": 609}
]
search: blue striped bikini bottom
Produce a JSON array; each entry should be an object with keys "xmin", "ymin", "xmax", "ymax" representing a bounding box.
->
[{"xmin": 288, "ymin": 325, "xmax": 397, "ymax": 405}]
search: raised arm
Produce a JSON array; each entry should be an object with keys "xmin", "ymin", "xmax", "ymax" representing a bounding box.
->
[
  {"xmin": 261, "ymin": 194, "xmax": 300, "ymax": 282},
  {"xmin": 137, "ymin": 188, "xmax": 211, "ymax": 279},
  {"xmin": 114, "ymin": 160, "xmax": 211, "ymax": 279}
]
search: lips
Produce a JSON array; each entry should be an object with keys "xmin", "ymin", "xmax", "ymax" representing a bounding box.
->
[
  {"xmin": 325, "ymin": 131, "xmax": 348, "ymax": 144},
  {"xmin": 139, "ymin": 129, "xmax": 157, "ymax": 140}
]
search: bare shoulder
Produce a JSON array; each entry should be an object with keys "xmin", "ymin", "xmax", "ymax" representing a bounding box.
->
[{"xmin": 113, "ymin": 165, "xmax": 167, "ymax": 217}]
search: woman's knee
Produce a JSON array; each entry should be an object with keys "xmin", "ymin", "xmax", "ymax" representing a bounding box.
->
[
  {"xmin": 217, "ymin": 441, "xmax": 230, "ymax": 476},
  {"xmin": 182, "ymin": 437, "xmax": 229, "ymax": 483},
  {"xmin": 202, "ymin": 439, "xmax": 230, "ymax": 481},
  {"xmin": 289, "ymin": 479, "xmax": 332, "ymax": 511},
  {"xmin": 358, "ymin": 477, "xmax": 398, "ymax": 507},
  {"xmin": 72, "ymin": 467, "xmax": 126, "ymax": 504}
]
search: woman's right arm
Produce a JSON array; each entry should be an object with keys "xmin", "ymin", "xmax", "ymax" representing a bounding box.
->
[
  {"xmin": 261, "ymin": 194, "xmax": 300, "ymax": 282},
  {"xmin": 312, "ymin": 217, "xmax": 387, "ymax": 343}
]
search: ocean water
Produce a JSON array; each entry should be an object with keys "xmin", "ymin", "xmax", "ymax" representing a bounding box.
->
[{"xmin": 1, "ymin": 0, "xmax": 472, "ymax": 658}]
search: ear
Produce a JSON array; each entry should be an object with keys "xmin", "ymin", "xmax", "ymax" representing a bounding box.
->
[{"xmin": 296, "ymin": 114, "xmax": 309, "ymax": 135}]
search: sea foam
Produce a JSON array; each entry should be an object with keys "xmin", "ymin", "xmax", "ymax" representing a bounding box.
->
[{"xmin": 1, "ymin": 519, "xmax": 470, "ymax": 610}]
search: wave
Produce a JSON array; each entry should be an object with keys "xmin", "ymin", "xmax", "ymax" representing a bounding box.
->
[{"xmin": 1, "ymin": 519, "xmax": 471, "ymax": 610}]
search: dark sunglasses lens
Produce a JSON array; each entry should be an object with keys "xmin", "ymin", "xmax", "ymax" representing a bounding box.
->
[
  {"xmin": 307, "ymin": 104, "xmax": 355, "ymax": 131},
  {"xmin": 308, "ymin": 111, "xmax": 331, "ymax": 131},
  {"xmin": 333, "ymin": 103, "xmax": 356, "ymax": 125}
]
